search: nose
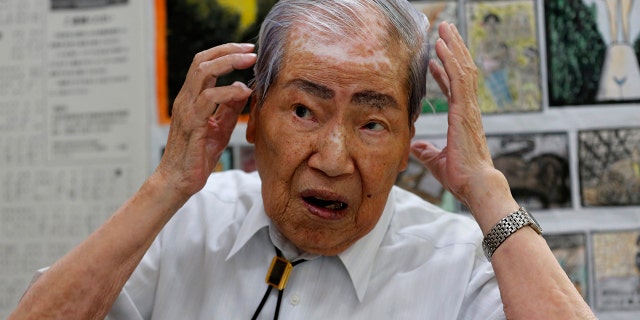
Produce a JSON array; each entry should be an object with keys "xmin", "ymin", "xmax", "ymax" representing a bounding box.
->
[{"xmin": 307, "ymin": 124, "xmax": 355, "ymax": 177}]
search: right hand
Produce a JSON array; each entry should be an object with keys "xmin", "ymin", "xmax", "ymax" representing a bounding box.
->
[{"xmin": 155, "ymin": 43, "xmax": 257, "ymax": 199}]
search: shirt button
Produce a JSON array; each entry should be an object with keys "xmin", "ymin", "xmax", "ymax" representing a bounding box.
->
[{"xmin": 290, "ymin": 294, "xmax": 300, "ymax": 305}]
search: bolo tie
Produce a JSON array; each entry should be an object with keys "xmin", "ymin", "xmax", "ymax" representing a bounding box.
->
[{"xmin": 251, "ymin": 246, "xmax": 306, "ymax": 320}]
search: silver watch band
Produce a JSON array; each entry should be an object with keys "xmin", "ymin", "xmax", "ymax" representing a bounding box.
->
[{"xmin": 482, "ymin": 207, "xmax": 542, "ymax": 262}]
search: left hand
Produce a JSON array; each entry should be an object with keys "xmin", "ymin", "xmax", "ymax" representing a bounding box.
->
[{"xmin": 410, "ymin": 22, "xmax": 515, "ymax": 226}]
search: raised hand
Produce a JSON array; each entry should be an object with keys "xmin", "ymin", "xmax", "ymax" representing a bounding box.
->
[
  {"xmin": 411, "ymin": 22, "xmax": 507, "ymax": 222},
  {"xmin": 156, "ymin": 43, "xmax": 257, "ymax": 198}
]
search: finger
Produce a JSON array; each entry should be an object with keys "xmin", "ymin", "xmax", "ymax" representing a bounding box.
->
[
  {"xmin": 435, "ymin": 30, "xmax": 479, "ymax": 109},
  {"xmin": 182, "ymin": 43, "xmax": 256, "ymax": 98},
  {"xmin": 199, "ymin": 52, "xmax": 257, "ymax": 91},
  {"xmin": 410, "ymin": 140, "xmax": 442, "ymax": 163},
  {"xmin": 448, "ymin": 23, "xmax": 473, "ymax": 62},
  {"xmin": 410, "ymin": 141, "xmax": 447, "ymax": 183},
  {"xmin": 206, "ymin": 83, "xmax": 253, "ymax": 149},
  {"xmin": 193, "ymin": 81, "xmax": 253, "ymax": 119},
  {"xmin": 429, "ymin": 59, "xmax": 450, "ymax": 97},
  {"xmin": 193, "ymin": 43, "xmax": 255, "ymax": 66},
  {"xmin": 438, "ymin": 22, "xmax": 470, "ymax": 63}
]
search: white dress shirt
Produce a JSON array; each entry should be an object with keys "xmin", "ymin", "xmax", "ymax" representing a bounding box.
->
[{"xmin": 105, "ymin": 170, "xmax": 505, "ymax": 319}]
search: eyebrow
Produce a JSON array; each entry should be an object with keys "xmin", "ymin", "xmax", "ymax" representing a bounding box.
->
[
  {"xmin": 351, "ymin": 90, "xmax": 399, "ymax": 110},
  {"xmin": 285, "ymin": 79, "xmax": 334, "ymax": 100},
  {"xmin": 285, "ymin": 79, "xmax": 399, "ymax": 110}
]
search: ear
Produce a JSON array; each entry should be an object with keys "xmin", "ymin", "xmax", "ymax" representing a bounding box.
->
[
  {"xmin": 399, "ymin": 124, "xmax": 416, "ymax": 172},
  {"xmin": 246, "ymin": 97, "xmax": 258, "ymax": 144}
]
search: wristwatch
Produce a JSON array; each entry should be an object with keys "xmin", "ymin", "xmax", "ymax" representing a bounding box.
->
[{"xmin": 482, "ymin": 207, "xmax": 542, "ymax": 262}]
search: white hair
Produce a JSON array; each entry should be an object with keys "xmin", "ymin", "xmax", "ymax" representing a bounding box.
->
[{"xmin": 252, "ymin": 0, "xmax": 431, "ymax": 124}]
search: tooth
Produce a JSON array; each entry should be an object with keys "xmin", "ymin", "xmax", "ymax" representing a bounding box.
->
[{"xmin": 325, "ymin": 202, "xmax": 344, "ymax": 210}]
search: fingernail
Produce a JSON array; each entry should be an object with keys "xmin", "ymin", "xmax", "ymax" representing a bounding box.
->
[
  {"xmin": 241, "ymin": 43, "xmax": 255, "ymax": 50},
  {"xmin": 232, "ymin": 81, "xmax": 252, "ymax": 91}
]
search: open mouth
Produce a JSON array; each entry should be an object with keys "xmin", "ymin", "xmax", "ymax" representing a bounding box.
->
[{"xmin": 303, "ymin": 196, "xmax": 348, "ymax": 211}]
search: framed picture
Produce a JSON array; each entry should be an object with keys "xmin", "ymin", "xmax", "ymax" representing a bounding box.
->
[
  {"xmin": 578, "ymin": 127, "xmax": 640, "ymax": 207},
  {"xmin": 487, "ymin": 132, "xmax": 571, "ymax": 209},
  {"xmin": 592, "ymin": 229, "xmax": 640, "ymax": 311},
  {"xmin": 466, "ymin": 0, "xmax": 541, "ymax": 113},
  {"xmin": 410, "ymin": 0, "xmax": 459, "ymax": 113},
  {"xmin": 544, "ymin": 0, "xmax": 640, "ymax": 106},
  {"xmin": 544, "ymin": 232, "xmax": 589, "ymax": 303}
]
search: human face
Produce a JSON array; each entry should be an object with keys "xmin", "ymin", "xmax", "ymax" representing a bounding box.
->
[{"xmin": 247, "ymin": 24, "xmax": 415, "ymax": 256}]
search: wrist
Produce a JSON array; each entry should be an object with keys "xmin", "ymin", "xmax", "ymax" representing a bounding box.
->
[
  {"xmin": 482, "ymin": 207, "xmax": 543, "ymax": 261},
  {"xmin": 462, "ymin": 169, "xmax": 519, "ymax": 234},
  {"xmin": 143, "ymin": 172, "xmax": 192, "ymax": 217}
]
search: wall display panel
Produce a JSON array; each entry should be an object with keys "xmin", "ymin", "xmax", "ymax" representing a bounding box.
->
[
  {"xmin": 410, "ymin": 1, "xmax": 459, "ymax": 113},
  {"xmin": 396, "ymin": 131, "xmax": 571, "ymax": 212},
  {"xmin": 544, "ymin": 232, "xmax": 589, "ymax": 303},
  {"xmin": 544, "ymin": 0, "xmax": 640, "ymax": 106},
  {"xmin": 465, "ymin": 0, "xmax": 541, "ymax": 114},
  {"xmin": 578, "ymin": 127, "xmax": 640, "ymax": 207},
  {"xmin": 592, "ymin": 229, "xmax": 640, "ymax": 311},
  {"xmin": 487, "ymin": 131, "xmax": 571, "ymax": 209}
]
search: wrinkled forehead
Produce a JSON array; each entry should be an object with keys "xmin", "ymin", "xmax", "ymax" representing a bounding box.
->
[
  {"xmin": 287, "ymin": 26, "xmax": 392, "ymax": 65},
  {"xmin": 283, "ymin": 6, "xmax": 406, "ymax": 69}
]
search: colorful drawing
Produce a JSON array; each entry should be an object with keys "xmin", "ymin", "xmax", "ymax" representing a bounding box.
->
[
  {"xmin": 487, "ymin": 132, "xmax": 571, "ymax": 209},
  {"xmin": 410, "ymin": 1, "xmax": 458, "ymax": 113},
  {"xmin": 165, "ymin": 0, "xmax": 277, "ymax": 118},
  {"xmin": 592, "ymin": 229, "xmax": 640, "ymax": 311},
  {"xmin": 579, "ymin": 127, "xmax": 640, "ymax": 206},
  {"xmin": 592, "ymin": 0, "xmax": 640, "ymax": 101},
  {"xmin": 466, "ymin": 0, "xmax": 541, "ymax": 113},
  {"xmin": 544, "ymin": 233, "xmax": 589, "ymax": 302},
  {"xmin": 545, "ymin": 0, "xmax": 640, "ymax": 106}
]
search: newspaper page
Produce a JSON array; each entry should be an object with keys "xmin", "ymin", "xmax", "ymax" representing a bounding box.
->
[{"xmin": 0, "ymin": 0, "xmax": 151, "ymax": 316}]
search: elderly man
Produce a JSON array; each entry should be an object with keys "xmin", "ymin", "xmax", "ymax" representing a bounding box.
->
[{"xmin": 11, "ymin": 0, "xmax": 594, "ymax": 319}]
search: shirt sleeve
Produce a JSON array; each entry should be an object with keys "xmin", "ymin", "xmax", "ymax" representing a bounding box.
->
[{"xmin": 457, "ymin": 248, "xmax": 506, "ymax": 320}]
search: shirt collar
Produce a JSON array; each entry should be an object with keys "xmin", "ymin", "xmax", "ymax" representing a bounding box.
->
[
  {"xmin": 337, "ymin": 189, "xmax": 396, "ymax": 302},
  {"xmin": 226, "ymin": 189, "xmax": 397, "ymax": 302},
  {"xmin": 226, "ymin": 196, "xmax": 271, "ymax": 260}
]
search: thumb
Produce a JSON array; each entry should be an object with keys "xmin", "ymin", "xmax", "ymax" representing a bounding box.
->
[
  {"xmin": 411, "ymin": 140, "xmax": 447, "ymax": 187},
  {"xmin": 410, "ymin": 141, "xmax": 441, "ymax": 164}
]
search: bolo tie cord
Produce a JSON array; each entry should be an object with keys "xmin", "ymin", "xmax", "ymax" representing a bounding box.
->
[{"xmin": 251, "ymin": 247, "xmax": 306, "ymax": 320}]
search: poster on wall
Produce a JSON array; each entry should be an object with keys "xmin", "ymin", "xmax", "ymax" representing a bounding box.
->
[
  {"xmin": 465, "ymin": 0, "xmax": 541, "ymax": 114},
  {"xmin": 544, "ymin": 0, "xmax": 640, "ymax": 106},
  {"xmin": 397, "ymin": 132, "xmax": 572, "ymax": 212},
  {"xmin": 410, "ymin": 0, "xmax": 459, "ymax": 113},
  {"xmin": 592, "ymin": 229, "xmax": 640, "ymax": 311},
  {"xmin": 0, "ymin": 0, "xmax": 150, "ymax": 318},
  {"xmin": 162, "ymin": 0, "xmax": 277, "ymax": 123},
  {"xmin": 578, "ymin": 127, "xmax": 640, "ymax": 207},
  {"xmin": 487, "ymin": 132, "xmax": 571, "ymax": 210},
  {"xmin": 544, "ymin": 232, "xmax": 589, "ymax": 303}
]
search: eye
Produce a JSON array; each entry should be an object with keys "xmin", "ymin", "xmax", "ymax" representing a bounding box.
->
[
  {"xmin": 294, "ymin": 105, "xmax": 313, "ymax": 119},
  {"xmin": 363, "ymin": 121, "xmax": 385, "ymax": 132}
]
